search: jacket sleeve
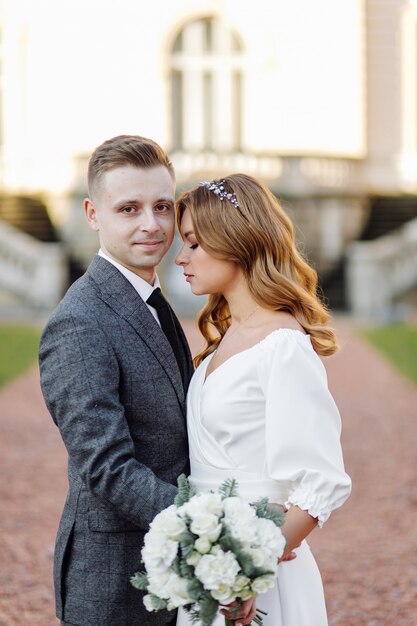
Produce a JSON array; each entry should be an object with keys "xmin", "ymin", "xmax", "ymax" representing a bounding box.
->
[{"xmin": 39, "ymin": 304, "xmax": 178, "ymax": 530}]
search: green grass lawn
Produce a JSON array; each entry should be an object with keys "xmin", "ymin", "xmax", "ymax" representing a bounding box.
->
[
  {"xmin": 360, "ymin": 324, "xmax": 417, "ymax": 385},
  {"xmin": 0, "ymin": 325, "xmax": 42, "ymax": 388}
]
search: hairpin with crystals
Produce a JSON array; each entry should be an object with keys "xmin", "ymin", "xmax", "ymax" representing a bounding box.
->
[{"xmin": 199, "ymin": 180, "xmax": 240, "ymax": 208}]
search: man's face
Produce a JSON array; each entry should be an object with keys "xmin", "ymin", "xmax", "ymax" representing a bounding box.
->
[{"xmin": 84, "ymin": 165, "xmax": 175, "ymax": 284}]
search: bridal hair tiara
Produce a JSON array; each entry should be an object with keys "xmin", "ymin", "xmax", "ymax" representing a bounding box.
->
[{"xmin": 199, "ymin": 180, "xmax": 240, "ymax": 208}]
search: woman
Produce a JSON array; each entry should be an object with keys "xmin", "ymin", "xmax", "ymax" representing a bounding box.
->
[{"xmin": 175, "ymin": 174, "xmax": 351, "ymax": 626}]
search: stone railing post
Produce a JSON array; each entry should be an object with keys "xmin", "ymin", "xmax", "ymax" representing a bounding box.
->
[
  {"xmin": 0, "ymin": 220, "xmax": 68, "ymax": 309},
  {"xmin": 346, "ymin": 218, "xmax": 417, "ymax": 320}
]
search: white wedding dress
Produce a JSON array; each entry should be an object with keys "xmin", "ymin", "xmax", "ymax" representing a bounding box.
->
[{"xmin": 177, "ymin": 329, "xmax": 351, "ymax": 626}]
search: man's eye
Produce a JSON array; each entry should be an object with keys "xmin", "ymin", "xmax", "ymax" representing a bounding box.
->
[
  {"xmin": 123, "ymin": 206, "xmax": 135, "ymax": 213},
  {"xmin": 155, "ymin": 204, "xmax": 170, "ymax": 212}
]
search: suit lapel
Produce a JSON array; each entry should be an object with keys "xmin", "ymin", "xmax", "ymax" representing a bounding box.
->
[{"xmin": 86, "ymin": 256, "xmax": 186, "ymax": 411}]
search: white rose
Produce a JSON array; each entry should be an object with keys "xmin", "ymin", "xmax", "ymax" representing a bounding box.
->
[
  {"xmin": 247, "ymin": 547, "xmax": 270, "ymax": 569},
  {"xmin": 227, "ymin": 521, "xmax": 257, "ymax": 545},
  {"xmin": 147, "ymin": 569, "xmax": 170, "ymax": 597},
  {"xmin": 150, "ymin": 505, "xmax": 186, "ymax": 540},
  {"xmin": 240, "ymin": 587, "xmax": 255, "ymax": 601},
  {"xmin": 186, "ymin": 551, "xmax": 202, "ymax": 566},
  {"xmin": 222, "ymin": 497, "xmax": 256, "ymax": 526},
  {"xmin": 181, "ymin": 492, "xmax": 223, "ymax": 520},
  {"xmin": 211, "ymin": 584, "xmax": 236, "ymax": 605},
  {"xmin": 232, "ymin": 574, "xmax": 251, "ymax": 593},
  {"xmin": 190, "ymin": 512, "xmax": 222, "ymax": 539},
  {"xmin": 255, "ymin": 518, "xmax": 286, "ymax": 559},
  {"xmin": 194, "ymin": 536, "xmax": 212, "ymax": 554},
  {"xmin": 222, "ymin": 498, "xmax": 257, "ymax": 543},
  {"xmin": 195, "ymin": 549, "xmax": 240, "ymax": 590},
  {"xmin": 251, "ymin": 574, "xmax": 276, "ymax": 595},
  {"xmin": 164, "ymin": 572, "xmax": 193, "ymax": 608},
  {"xmin": 142, "ymin": 533, "xmax": 178, "ymax": 572}
]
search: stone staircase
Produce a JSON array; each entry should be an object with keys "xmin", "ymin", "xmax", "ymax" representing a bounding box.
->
[
  {"xmin": 0, "ymin": 194, "xmax": 59, "ymax": 242},
  {"xmin": 322, "ymin": 195, "xmax": 417, "ymax": 312},
  {"xmin": 0, "ymin": 195, "xmax": 68, "ymax": 313}
]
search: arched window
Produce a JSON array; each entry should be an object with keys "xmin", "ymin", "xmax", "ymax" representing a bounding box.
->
[
  {"xmin": 171, "ymin": 16, "xmax": 244, "ymax": 153},
  {"xmin": 401, "ymin": 2, "xmax": 417, "ymax": 174},
  {"xmin": 0, "ymin": 27, "xmax": 3, "ymax": 153}
]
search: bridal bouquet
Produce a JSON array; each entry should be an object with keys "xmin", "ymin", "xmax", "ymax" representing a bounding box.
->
[{"xmin": 131, "ymin": 475, "xmax": 286, "ymax": 626}]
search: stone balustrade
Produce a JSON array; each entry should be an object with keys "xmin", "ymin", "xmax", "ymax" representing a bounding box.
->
[
  {"xmin": 0, "ymin": 220, "xmax": 68, "ymax": 310},
  {"xmin": 346, "ymin": 218, "xmax": 417, "ymax": 319}
]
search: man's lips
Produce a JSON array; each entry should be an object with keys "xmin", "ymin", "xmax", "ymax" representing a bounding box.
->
[{"xmin": 133, "ymin": 240, "xmax": 164, "ymax": 247}]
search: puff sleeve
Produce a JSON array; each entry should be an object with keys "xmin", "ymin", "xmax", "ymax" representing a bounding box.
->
[{"xmin": 258, "ymin": 330, "xmax": 352, "ymax": 526}]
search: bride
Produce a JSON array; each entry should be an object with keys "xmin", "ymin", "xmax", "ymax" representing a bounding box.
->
[{"xmin": 174, "ymin": 174, "xmax": 351, "ymax": 626}]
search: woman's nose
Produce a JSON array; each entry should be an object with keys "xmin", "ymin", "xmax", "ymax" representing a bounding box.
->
[{"xmin": 175, "ymin": 245, "xmax": 187, "ymax": 266}]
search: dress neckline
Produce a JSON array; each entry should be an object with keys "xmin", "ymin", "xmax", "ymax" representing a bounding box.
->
[{"xmin": 203, "ymin": 327, "xmax": 309, "ymax": 385}]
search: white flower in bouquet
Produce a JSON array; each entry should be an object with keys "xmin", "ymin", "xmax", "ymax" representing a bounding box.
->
[
  {"xmin": 255, "ymin": 517, "xmax": 287, "ymax": 557},
  {"xmin": 150, "ymin": 504, "xmax": 187, "ymax": 540},
  {"xmin": 195, "ymin": 548, "xmax": 240, "ymax": 591},
  {"xmin": 251, "ymin": 574, "xmax": 277, "ymax": 595},
  {"xmin": 246, "ymin": 547, "xmax": 273, "ymax": 570},
  {"xmin": 131, "ymin": 476, "xmax": 286, "ymax": 626},
  {"xmin": 141, "ymin": 532, "xmax": 178, "ymax": 572},
  {"xmin": 180, "ymin": 491, "xmax": 224, "ymax": 519},
  {"xmin": 144, "ymin": 571, "xmax": 193, "ymax": 610},
  {"xmin": 190, "ymin": 512, "xmax": 222, "ymax": 541},
  {"xmin": 194, "ymin": 536, "xmax": 213, "ymax": 554},
  {"xmin": 222, "ymin": 497, "xmax": 258, "ymax": 544},
  {"xmin": 164, "ymin": 572, "xmax": 194, "ymax": 609}
]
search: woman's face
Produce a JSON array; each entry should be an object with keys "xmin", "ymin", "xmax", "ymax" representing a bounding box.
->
[{"xmin": 175, "ymin": 208, "xmax": 243, "ymax": 296}]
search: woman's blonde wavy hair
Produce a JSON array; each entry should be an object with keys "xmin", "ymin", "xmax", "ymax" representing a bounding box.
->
[{"xmin": 176, "ymin": 173, "xmax": 338, "ymax": 366}]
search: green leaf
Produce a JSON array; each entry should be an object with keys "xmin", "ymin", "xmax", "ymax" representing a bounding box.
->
[
  {"xmin": 187, "ymin": 577, "xmax": 205, "ymax": 601},
  {"xmin": 171, "ymin": 556, "xmax": 182, "ymax": 577},
  {"xmin": 179, "ymin": 558, "xmax": 195, "ymax": 580},
  {"xmin": 180, "ymin": 529, "xmax": 197, "ymax": 559},
  {"xmin": 175, "ymin": 474, "xmax": 197, "ymax": 507},
  {"xmin": 198, "ymin": 591, "xmax": 219, "ymax": 626},
  {"xmin": 219, "ymin": 529, "xmax": 273, "ymax": 579},
  {"xmin": 254, "ymin": 498, "xmax": 285, "ymax": 527},
  {"xmin": 219, "ymin": 478, "xmax": 239, "ymax": 499},
  {"xmin": 219, "ymin": 528, "xmax": 243, "ymax": 555},
  {"xmin": 130, "ymin": 571, "xmax": 149, "ymax": 590},
  {"xmin": 147, "ymin": 593, "xmax": 168, "ymax": 611}
]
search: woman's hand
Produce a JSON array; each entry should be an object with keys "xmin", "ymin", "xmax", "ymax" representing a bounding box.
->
[
  {"xmin": 267, "ymin": 502, "xmax": 298, "ymax": 563},
  {"xmin": 220, "ymin": 597, "xmax": 257, "ymax": 625}
]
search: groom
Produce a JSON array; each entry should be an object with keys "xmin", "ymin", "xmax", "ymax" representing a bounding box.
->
[{"xmin": 39, "ymin": 135, "xmax": 194, "ymax": 626}]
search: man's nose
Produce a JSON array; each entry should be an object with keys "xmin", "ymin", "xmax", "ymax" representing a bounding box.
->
[{"xmin": 140, "ymin": 209, "xmax": 160, "ymax": 233}]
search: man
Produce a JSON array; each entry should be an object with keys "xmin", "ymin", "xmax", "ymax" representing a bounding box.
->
[{"xmin": 39, "ymin": 135, "xmax": 194, "ymax": 626}]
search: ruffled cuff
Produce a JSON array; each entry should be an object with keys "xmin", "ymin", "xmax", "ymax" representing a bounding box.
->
[{"xmin": 285, "ymin": 488, "xmax": 332, "ymax": 528}]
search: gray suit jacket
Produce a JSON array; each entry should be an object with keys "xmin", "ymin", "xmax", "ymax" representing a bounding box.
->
[{"xmin": 39, "ymin": 255, "xmax": 193, "ymax": 626}]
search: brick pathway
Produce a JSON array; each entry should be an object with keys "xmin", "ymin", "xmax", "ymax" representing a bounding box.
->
[{"xmin": 0, "ymin": 318, "xmax": 416, "ymax": 626}]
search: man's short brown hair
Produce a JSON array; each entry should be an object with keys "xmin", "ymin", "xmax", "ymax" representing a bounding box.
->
[{"xmin": 87, "ymin": 135, "xmax": 175, "ymax": 199}]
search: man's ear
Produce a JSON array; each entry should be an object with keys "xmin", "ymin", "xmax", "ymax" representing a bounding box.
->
[{"xmin": 84, "ymin": 198, "xmax": 100, "ymax": 232}]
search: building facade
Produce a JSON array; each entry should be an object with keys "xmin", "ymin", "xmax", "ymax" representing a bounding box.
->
[{"xmin": 0, "ymin": 0, "xmax": 417, "ymax": 313}]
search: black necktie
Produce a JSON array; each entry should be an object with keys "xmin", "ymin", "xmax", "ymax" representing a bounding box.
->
[{"xmin": 147, "ymin": 288, "xmax": 185, "ymax": 381}]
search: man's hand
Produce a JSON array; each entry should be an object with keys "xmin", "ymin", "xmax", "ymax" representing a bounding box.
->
[{"xmin": 220, "ymin": 597, "xmax": 257, "ymax": 625}]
